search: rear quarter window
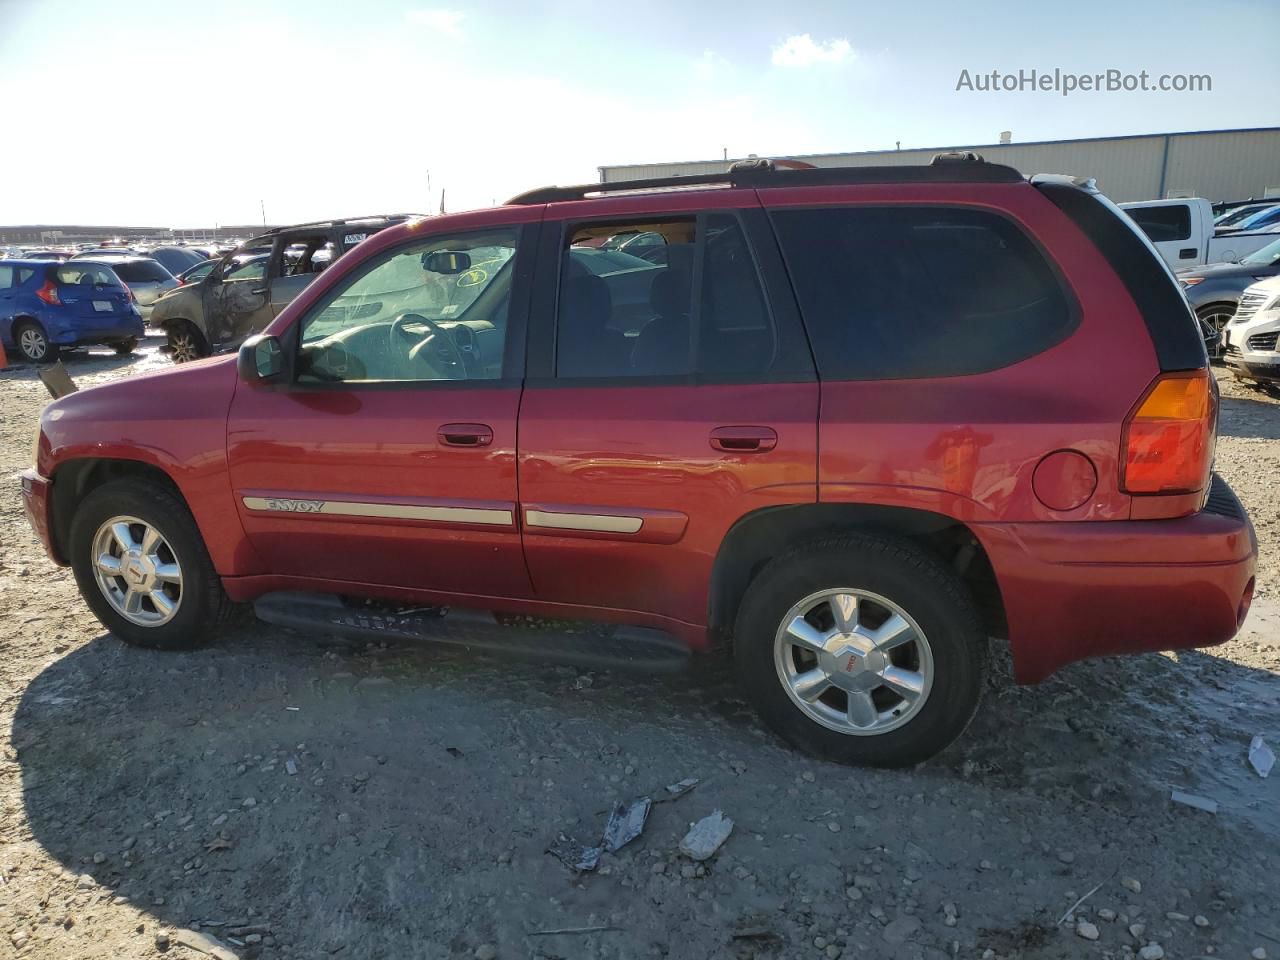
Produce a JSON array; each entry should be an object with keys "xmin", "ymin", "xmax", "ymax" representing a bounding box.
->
[
  {"xmin": 56, "ymin": 264, "xmax": 122, "ymax": 287},
  {"xmin": 1125, "ymin": 205, "xmax": 1192, "ymax": 242},
  {"xmin": 770, "ymin": 205, "xmax": 1075, "ymax": 380},
  {"xmin": 111, "ymin": 261, "xmax": 172, "ymax": 283}
]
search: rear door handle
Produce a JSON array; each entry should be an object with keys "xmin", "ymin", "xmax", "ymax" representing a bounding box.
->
[
  {"xmin": 710, "ymin": 426, "xmax": 777, "ymax": 453},
  {"xmin": 438, "ymin": 422, "xmax": 493, "ymax": 447}
]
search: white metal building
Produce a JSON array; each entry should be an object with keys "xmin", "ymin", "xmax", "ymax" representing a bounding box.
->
[{"xmin": 598, "ymin": 127, "xmax": 1280, "ymax": 204}]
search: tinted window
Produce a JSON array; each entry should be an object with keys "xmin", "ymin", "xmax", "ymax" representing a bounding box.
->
[
  {"xmin": 16, "ymin": 268, "xmax": 34, "ymax": 285},
  {"xmin": 772, "ymin": 206, "xmax": 1073, "ymax": 381},
  {"xmin": 0, "ymin": 266, "xmax": 12, "ymax": 290},
  {"xmin": 298, "ymin": 228, "xmax": 518, "ymax": 384},
  {"xmin": 555, "ymin": 214, "xmax": 777, "ymax": 379},
  {"xmin": 1125, "ymin": 205, "xmax": 1192, "ymax": 242},
  {"xmin": 111, "ymin": 260, "xmax": 172, "ymax": 283}
]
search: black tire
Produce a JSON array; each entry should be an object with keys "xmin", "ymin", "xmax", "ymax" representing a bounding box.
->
[
  {"xmin": 69, "ymin": 478, "xmax": 237, "ymax": 650},
  {"xmin": 113, "ymin": 337, "xmax": 139, "ymax": 356},
  {"xmin": 13, "ymin": 319, "xmax": 57, "ymax": 363},
  {"xmin": 166, "ymin": 322, "xmax": 209, "ymax": 364},
  {"xmin": 733, "ymin": 533, "xmax": 987, "ymax": 768}
]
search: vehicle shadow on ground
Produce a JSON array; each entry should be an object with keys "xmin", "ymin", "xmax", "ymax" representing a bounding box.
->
[{"xmin": 12, "ymin": 618, "xmax": 1279, "ymax": 958}]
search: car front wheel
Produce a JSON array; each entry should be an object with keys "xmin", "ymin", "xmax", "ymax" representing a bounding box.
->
[
  {"xmin": 166, "ymin": 323, "xmax": 209, "ymax": 364},
  {"xmin": 734, "ymin": 533, "xmax": 987, "ymax": 767},
  {"xmin": 69, "ymin": 479, "xmax": 237, "ymax": 649}
]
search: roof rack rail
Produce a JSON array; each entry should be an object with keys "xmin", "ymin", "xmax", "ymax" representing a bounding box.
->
[
  {"xmin": 263, "ymin": 212, "xmax": 426, "ymax": 234},
  {"xmin": 506, "ymin": 156, "xmax": 1022, "ymax": 205}
]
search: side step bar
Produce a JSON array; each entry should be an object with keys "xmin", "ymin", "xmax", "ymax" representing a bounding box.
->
[{"xmin": 253, "ymin": 592, "xmax": 691, "ymax": 673}]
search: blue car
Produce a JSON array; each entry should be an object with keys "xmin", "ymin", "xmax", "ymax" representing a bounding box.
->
[{"xmin": 0, "ymin": 259, "xmax": 144, "ymax": 363}]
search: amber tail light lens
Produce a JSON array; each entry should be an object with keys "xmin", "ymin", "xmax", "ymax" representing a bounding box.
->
[{"xmin": 1121, "ymin": 370, "xmax": 1216, "ymax": 495}]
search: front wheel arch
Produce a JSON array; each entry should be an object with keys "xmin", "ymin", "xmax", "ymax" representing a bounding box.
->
[{"xmin": 50, "ymin": 458, "xmax": 186, "ymax": 565}]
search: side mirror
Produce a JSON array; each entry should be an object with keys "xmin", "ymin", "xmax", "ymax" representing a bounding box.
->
[
  {"xmin": 238, "ymin": 334, "xmax": 285, "ymax": 385},
  {"xmin": 422, "ymin": 250, "xmax": 471, "ymax": 274}
]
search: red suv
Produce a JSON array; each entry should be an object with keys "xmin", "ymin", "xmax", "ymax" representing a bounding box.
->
[{"xmin": 20, "ymin": 156, "xmax": 1256, "ymax": 766}]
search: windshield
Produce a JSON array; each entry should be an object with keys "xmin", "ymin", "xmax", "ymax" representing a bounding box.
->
[
  {"xmin": 109, "ymin": 260, "xmax": 173, "ymax": 283},
  {"xmin": 1236, "ymin": 207, "xmax": 1280, "ymax": 231},
  {"xmin": 1241, "ymin": 237, "xmax": 1280, "ymax": 267}
]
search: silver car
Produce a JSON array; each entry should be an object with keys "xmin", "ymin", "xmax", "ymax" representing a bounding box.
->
[{"xmin": 71, "ymin": 256, "xmax": 177, "ymax": 321}]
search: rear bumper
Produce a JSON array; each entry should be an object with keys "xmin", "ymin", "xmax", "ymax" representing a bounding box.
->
[
  {"xmin": 48, "ymin": 315, "xmax": 145, "ymax": 345},
  {"xmin": 977, "ymin": 475, "xmax": 1256, "ymax": 683},
  {"xmin": 19, "ymin": 469, "xmax": 62, "ymax": 565},
  {"xmin": 1224, "ymin": 348, "xmax": 1280, "ymax": 382}
]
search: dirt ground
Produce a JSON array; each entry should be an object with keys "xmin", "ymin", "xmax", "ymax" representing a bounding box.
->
[{"xmin": 1, "ymin": 340, "xmax": 1278, "ymax": 960}]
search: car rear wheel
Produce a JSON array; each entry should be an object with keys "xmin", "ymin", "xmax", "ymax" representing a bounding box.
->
[
  {"xmin": 69, "ymin": 479, "xmax": 237, "ymax": 650},
  {"xmin": 13, "ymin": 320, "xmax": 57, "ymax": 363},
  {"xmin": 167, "ymin": 323, "xmax": 209, "ymax": 364},
  {"xmin": 733, "ymin": 533, "xmax": 986, "ymax": 767},
  {"xmin": 1196, "ymin": 304, "xmax": 1235, "ymax": 362},
  {"xmin": 113, "ymin": 337, "xmax": 138, "ymax": 356}
]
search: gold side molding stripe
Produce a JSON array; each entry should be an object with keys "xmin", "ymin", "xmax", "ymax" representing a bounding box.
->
[
  {"xmin": 525, "ymin": 509, "xmax": 642, "ymax": 534},
  {"xmin": 242, "ymin": 497, "xmax": 512, "ymax": 526}
]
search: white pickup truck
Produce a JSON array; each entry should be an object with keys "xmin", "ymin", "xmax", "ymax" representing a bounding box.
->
[{"xmin": 1120, "ymin": 198, "xmax": 1280, "ymax": 269}]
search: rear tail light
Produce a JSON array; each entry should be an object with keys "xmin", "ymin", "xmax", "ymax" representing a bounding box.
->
[
  {"xmin": 1121, "ymin": 370, "xmax": 1216, "ymax": 495},
  {"xmin": 35, "ymin": 280, "xmax": 60, "ymax": 305}
]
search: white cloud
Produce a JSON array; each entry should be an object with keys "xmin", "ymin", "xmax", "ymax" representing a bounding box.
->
[
  {"xmin": 406, "ymin": 9, "xmax": 464, "ymax": 36},
  {"xmin": 771, "ymin": 34, "xmax": 852, "ymax": 68}
]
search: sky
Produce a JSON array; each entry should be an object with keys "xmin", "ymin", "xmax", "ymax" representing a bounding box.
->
[{"xmin": 1, "ymin": 0, "xmax": 1277, "ymax": 228}]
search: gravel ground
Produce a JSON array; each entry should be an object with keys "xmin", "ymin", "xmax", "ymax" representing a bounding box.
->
[{"xmin": 1, "ymin": 341, "xmax": 1278, "ymax": 960}]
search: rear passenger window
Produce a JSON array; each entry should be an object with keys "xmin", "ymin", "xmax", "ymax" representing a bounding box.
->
[
  {"xmin": 555, "ymin": 213, "xmax": 779, "ymax": 379},
  {"xmin": 1124, "ymin": 205, "xmax": 1192, "ymax": 242},
  {"xmin": 771, "ymin": 206, "xmax": 1074, "ymax": 381},
  {"xmin": 0, "ymin": 266, "xmax": 12, "ymax": 290}
]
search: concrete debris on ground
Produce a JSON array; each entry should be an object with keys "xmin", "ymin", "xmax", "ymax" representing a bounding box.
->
[
  {"xmin": 1251, "ymin": 735, "xmax": 1276, "ymax": 778},
  {"xmin": 678, "ymin": 809, "xmax": 734, "ymax": 861},
  {"xmin": 1170, "ymin": 789, "xmax": 1219, "ymax": 814}
]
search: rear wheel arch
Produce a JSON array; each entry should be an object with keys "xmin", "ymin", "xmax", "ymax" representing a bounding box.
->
[
  {"xmin": 51, "ymin": 458, "xmax": 186, "ymax": 562},
  {"xmin": 707, "ymin": 503, "xmax": 1006, "ymax": 648}
]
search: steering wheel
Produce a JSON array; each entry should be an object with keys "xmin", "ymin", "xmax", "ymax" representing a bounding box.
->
[{"xmin": 389, "ymin": 313, "xmax": 466, "ymax": 379}]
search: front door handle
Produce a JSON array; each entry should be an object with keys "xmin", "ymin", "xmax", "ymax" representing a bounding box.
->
[
  {"xmin": 439, "ymin": 422, "xmax": 494, "ymax": 447},
  {"xmin": 710, "ymin": 426, "xmax": 777, "ymax": 453}
]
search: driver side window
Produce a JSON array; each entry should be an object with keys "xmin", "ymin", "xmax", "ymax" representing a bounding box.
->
[{"xmin": 296, "ymin": 228, "xmax": 518, "ymax": 384}]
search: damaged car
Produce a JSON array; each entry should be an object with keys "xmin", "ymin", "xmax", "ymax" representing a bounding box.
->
[{"xmin": 150, "ymin": 214, "xmax": 420, "ymax": 362}]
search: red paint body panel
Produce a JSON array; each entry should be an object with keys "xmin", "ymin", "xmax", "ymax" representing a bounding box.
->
[
  {"xmin": 33, "ymin": 356, "xmax": 260, "ymax": 574},
  {"xmin": 226, "ymin": 381, "xmax": 531, "ymax": 596},
  {"xmin": 19, "ymin": 469, "xmax": 55, "ymax": 563},
  {"xmin": 975, "ymin": 513, "xmax": 1256, "ymax": 682},
  {"xmin": 517, "ymin": 381, "xmax": 818, "ymax": 624},
  {"xmin": 760, "ymin": 183, "xmax": 1159, "ymax": 525}
]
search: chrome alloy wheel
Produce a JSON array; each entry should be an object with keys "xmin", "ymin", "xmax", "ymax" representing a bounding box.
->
[
  {"xmin": 773, "ymin": 588, "xmax": 934, "ymax": 736},
  {"xmin": 19, "ymin": 326, "xmax": 47, "ymax": 360},
  {"xmin": 91, "ymin": 515, "xmax": 183, "ymax": 626}
]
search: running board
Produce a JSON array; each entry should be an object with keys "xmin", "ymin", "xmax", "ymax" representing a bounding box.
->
[{"xmin": 252, "ymin": 591, "xmax": 690, "ymax": 672}]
